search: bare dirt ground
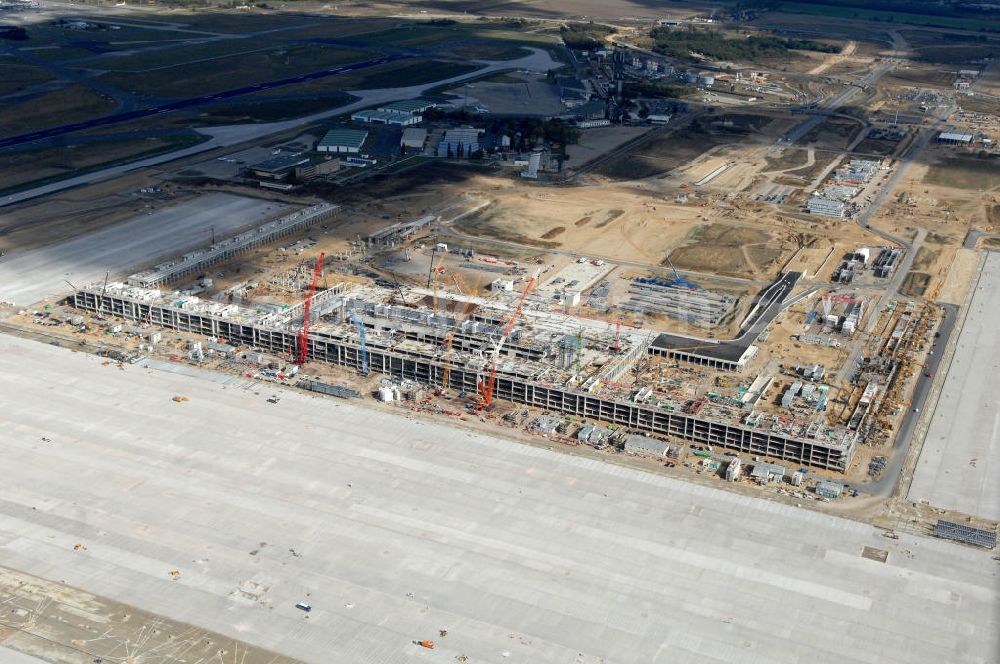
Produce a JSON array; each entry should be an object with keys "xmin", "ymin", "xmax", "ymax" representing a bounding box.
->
[
  {"xmin": 564, "ymin": 125, "xmax": 651, "ymax": 173},
  {"xmin": 0, "ymin": 566, "xmax": 297, "ymax": 664},
  {"xmin": 454, "ymin": 182, "xmax": 701, "ymax": 264},
  {"xmin": 670, "ymin": 223, "xmax": 794, "ymax": 279},
  {"xmin": 868, "ymin": 147, "xmax": 999, "ymax": 298}
]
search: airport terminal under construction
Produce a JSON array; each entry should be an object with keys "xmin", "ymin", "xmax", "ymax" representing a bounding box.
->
[
  {"xmin": 68, "ymin": 201, "xmax": 863, "ymax": 472},
  {"xmin": 70, "ymin": 281, "xmax": 857, "ymax": 470}
]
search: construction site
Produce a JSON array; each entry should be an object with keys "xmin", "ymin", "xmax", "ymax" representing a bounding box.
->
[
  {"xmin": 2, "ymin": 2, "xmax": 1000, "ymax": 662},
  {"xmin": 43, "ymin": 185, "xmax": 942, "ymax": 480}
]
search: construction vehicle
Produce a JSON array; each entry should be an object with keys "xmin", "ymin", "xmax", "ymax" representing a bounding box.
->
[
  {"xmin": 295, "ymin": 252, "xmax": 325, "ymax": 365},
  {"xmin": 665, "ymin": 257, "xmax": 699, "ymax": 290},
  {"xmin": 416, "ymin": 640, "xmax": 435, "ymax": 649}
]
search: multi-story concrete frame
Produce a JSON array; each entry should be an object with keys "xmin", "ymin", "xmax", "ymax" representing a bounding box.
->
[
  {"xmin": 70, "ymin": 286, "xmax": 857, "ymax": 472},
  {"xmin": 127, "ymin": 204, "xmax": 340, "ymax": 288}
]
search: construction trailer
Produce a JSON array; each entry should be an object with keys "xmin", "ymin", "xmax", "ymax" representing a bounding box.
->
[
  {"xmin": 623, "ymin": 434, "xmax": 670, "ymax": 457},
  {"xmin": 750, "ymin": 462, "xmax": 786, "ymax": 484},
  {"xmin": 816, "ymin": 480, "xmax": 843, "ymax": 499}
]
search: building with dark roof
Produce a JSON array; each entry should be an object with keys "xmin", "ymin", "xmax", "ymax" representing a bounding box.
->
[{"xmin": 317, "ymin": 128, "xmax": 368, "ymax": 153}]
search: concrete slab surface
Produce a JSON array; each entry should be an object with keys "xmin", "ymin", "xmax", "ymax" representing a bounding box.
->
[
  {"xmin": 0, "ymin": 564, "xmax": 299, "ymax": 664},
  {"xmin": 909, "ymin": 251, "xmax": 1000, "ymax": 521},
  {"xmin": 0, "ymin": 648, "xmax": 51, "ymax": 664},
  {"xmin": 0, "ymin": 334, "xmax": 998, "ymax": 664},
  {"xmin": 0, "ymin": 193, "xmax": 288, "ymax": 306}
]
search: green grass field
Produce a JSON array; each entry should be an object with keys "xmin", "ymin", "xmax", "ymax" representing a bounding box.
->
[
  {"xmin": 778, "ymin": 2, "xmax": 1000, "ymax": 31},
  {"xmin": 0, "ymin": 132, "xmax": 207, "ymax": 193},
  {"xmin": 192, "ymin": 94, "xmax": 357, "ymax": 124},
  {"xmin": 254, "ymin": 58, "xmax": 480, "ymax": 97},
  {"xmin": 0, "ymin": 61, "xmax": 56, "ymax": 96},
  {"xmin": 85, "ymin": 39, "xmax": 287, "ymax": 72},
  {"xmin": 102, "ymin": 44, "xmax": 369, "ymax": 97},
  {"xmin": 0, "ymin": 85, "xmax": 115, "ymax": 139},
  {"xmin": 339, "ymin": 60, "xmax": 480, "ymax": 89}
]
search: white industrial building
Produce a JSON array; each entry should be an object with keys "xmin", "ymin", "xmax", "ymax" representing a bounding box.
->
[
  {"xmin": 725, "ymin": 457, "xmax": 742, "ymax": 481},
  {"xmin": 823, "ymin": 185, "xmax": 859, "ymax": 201},
  {"xmin": 807, "ymin": 195, "xmax": 847, "ymax": 218},
  {"xmin": 623, "ymin": 435, "xmax": 670, "ymax": 457},
  {"xmin": 750, "ymin": 462, "xmax": 786, "ymax": 484},
  {"xmin": 522, "ymin": 149, "xmax": 543, "ymax": 179}
]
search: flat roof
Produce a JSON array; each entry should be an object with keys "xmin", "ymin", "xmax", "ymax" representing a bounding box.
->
[
  {"xmin": 379, "ymin": 99, "xmax": 434, "ymax": 113},
  {"xmin": 651, "ymin": 272, "xmax": 801, "ymax": 362},
  {"xmin": 441, "ymin": 127, "xmax": 483, "ymax": 143},
  {"xmin": 353, "ymin": 109, "xmax": 417, "ymax": 122},
  {"xmin": 939, "ymin": 132, "xmax": 973, "ymax": 142},
  {"xmin": 908, "ymin": 251, "xmax": 1000, "ymax": 521},
  {"xmin": 4, "ymin": 334, "xmax": 997, "ymax": 663},
  {"xmin": 318, "ymin": 128, "xmax": 368, "ymax": 149},
  {"xmin": 0, "ymin": 193, "xmax": 287, "ymax": 305},
  {"xmin": 250, "ymin": 154, "xmax": 310, "ymax": 172}
]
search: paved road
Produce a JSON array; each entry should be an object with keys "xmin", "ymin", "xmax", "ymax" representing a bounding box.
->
[
  {"xmin": 833, "ymin": 101, "xmax": 953, "ymax": 391},
  {"xmin": 962, "ymin": 228, "xmax": 1000, "ymax": 249},
  {"xmin": 857, "ymin": 303, "xmax": 957, "ymax": 496},
  {"xmin": 770, "ymin": 60, "xmax": 897, "ymax": 154}
]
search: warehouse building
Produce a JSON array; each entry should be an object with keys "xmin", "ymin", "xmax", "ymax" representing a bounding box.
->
[
  {"xmin": 378, "ymin": 99, "xmax": 436, "ymax": 114},
  {"xmin": 401, "ymin": 127, "xmax": 428, "ymax": 152},
  {"xmin": 317, "ymin": 128, "xmax": 368, "ymax": 153},
  {"xmin": 351, "ymin": 109, "xmax": 422, "ymax": 126},
  {"xmin": 437, "ymin": 127, "xmax": 483, "ymax": 157},
  {"xmin": 248, "ymin": 155, "xmax": 311, "ymax": 182},
  {"xmin": 295, "ymin": 157, "xmax": 340, "ymax": 181},
  {"xmin": 937, "ymin": 131, "xmax": 973, "ymax": 145}
]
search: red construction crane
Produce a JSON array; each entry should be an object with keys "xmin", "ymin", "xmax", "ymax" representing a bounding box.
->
[
  {"xmin": 295, "ymin": 252, "xmax": 325, "ymax": 365},
  {"xmin": 478, "ymin": 274, "xmax": 537, "ymax": 409}
]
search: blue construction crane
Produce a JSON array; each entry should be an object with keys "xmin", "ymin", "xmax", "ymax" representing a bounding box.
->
[
  {"xmin": 349, "ymin": 310, "xmax": 370, "ymax": 376},
  {"xmin": 665, "ymin": 257, "xmax": 700, "ymax": 290}
]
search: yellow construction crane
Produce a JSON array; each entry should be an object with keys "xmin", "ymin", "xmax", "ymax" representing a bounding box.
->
[{"xmin": 430, "ymin": 253, "xmax": 446, "ymax": 313}]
